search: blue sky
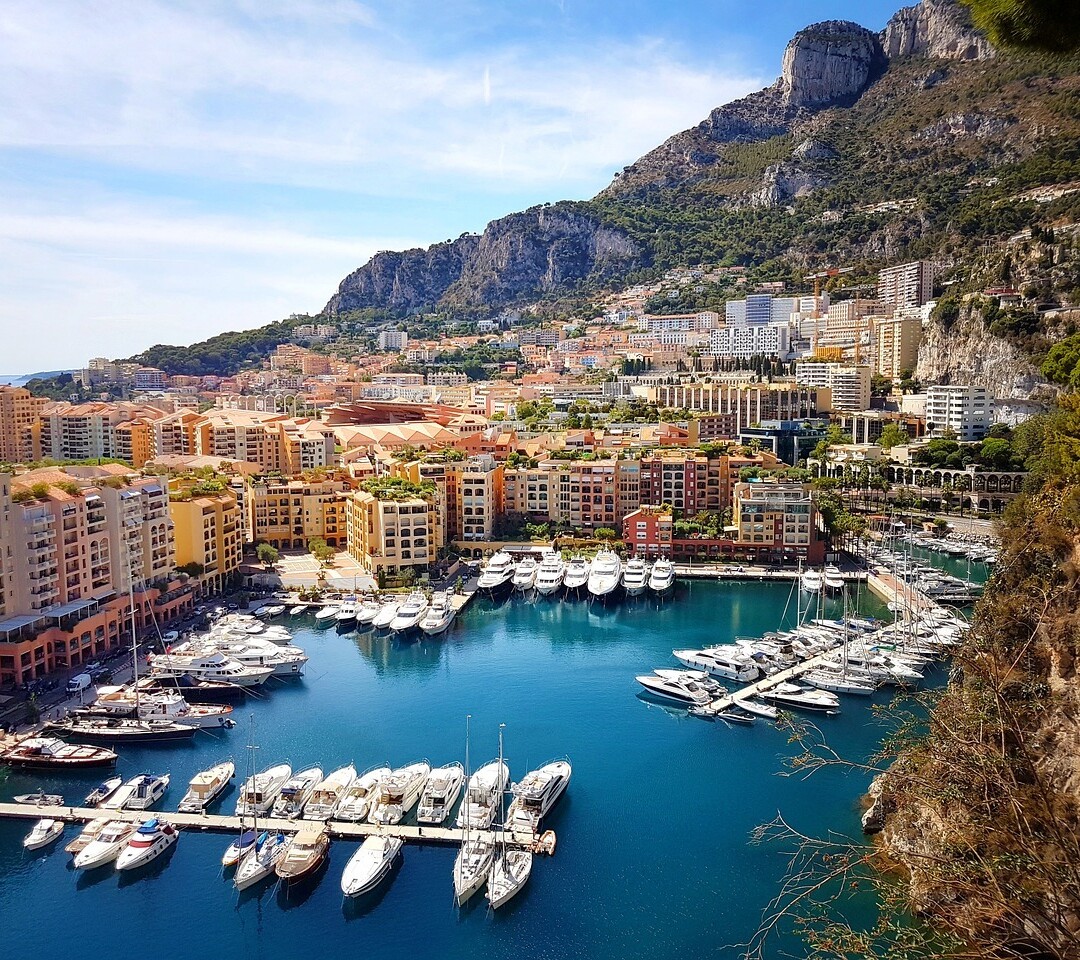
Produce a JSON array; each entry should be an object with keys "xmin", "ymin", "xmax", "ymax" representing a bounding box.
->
[{"xmin": 0, "ymin": 0, "xmax": 901, "ymax": 373}]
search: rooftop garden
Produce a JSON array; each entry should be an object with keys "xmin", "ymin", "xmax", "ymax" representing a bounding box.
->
[{"xmin": 359, "ymin": 476, "xmax": 436, "ymax": 501}]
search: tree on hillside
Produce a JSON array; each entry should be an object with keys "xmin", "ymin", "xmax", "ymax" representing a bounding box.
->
[
  {"xmin": 877, "ymin": 423, "xmax": 909, "ymax": 451},
  {"xmin": 964, "ymin": 0, "xmax": 1080, "ymax": 53}
]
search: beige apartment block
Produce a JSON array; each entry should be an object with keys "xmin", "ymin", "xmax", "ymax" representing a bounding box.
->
[{"xmin": 0, "ymin": 386, "xmax": 47, "ymax": 463}]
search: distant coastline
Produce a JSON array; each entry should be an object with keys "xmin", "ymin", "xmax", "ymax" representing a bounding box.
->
[{"xmin": 0, "ymin": 370, "xmax": 74, "ymax": 387}]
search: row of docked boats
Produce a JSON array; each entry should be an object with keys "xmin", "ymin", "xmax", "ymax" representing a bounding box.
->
[
  {"xmin": 315, "ymin": 589, "xmax": 457, "ymax": 637},
  {"xmin": 799, "ymin": 564, "xmax": 846, "ymax": 595},
  {"xmin": 479, "ymin": 549, "xmax": 676, "ymax": 600}
]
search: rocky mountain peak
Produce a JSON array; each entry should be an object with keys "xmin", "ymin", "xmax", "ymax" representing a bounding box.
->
[
  {"xmin": 882, "ymin": 0, "xmax": 994, "ymax": 61},
  {"xmin": 780, "ymin": 20, "xmax": 887, "ymax": 108}
]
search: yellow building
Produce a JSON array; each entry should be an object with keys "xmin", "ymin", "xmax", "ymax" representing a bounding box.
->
[
  {"xmin": 246, "ymin": 477, "xmax": 349, "ymax": 550},
  {"xmin": 0, "ymin": 386, "xmax": 47, "ymax": 463},
  {"xmin": 346, "ymin": 480, "xmax": 440, "ymax": 579},
  {"xmin": 169, "ymin": 481, "xmax": 242, "ymax": 594},
  {"xmin": 873, "ymin": 312, "xmax": 924, "ymax": 380},
  {"xmin": 114, "ymin": 417, "xmax": 155, "ymax": 468}
]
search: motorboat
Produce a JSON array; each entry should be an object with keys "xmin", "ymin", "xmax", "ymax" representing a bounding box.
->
[
  {"xmin": 416, "ymin": 762, "xmax": 465, "ymax": 825},
  {"xmin": 222, "ymin": 828, "xmax": 259, "ymax": 868},
  {"xmin": 181, "ymin": 638, "xmax": 308, "ymax": 679},
  {"xmin": 303, "ymin": 765, "xmax": 357, "ymax": 820},
  {"xmin": 369, "ymin": 761, "xmax": 431, "ymax": 825},
  {"xmin": 512, "ymin": 557, "xmax": 539, "ymax": 592},
  {"xmin": 234, "ymin": 831, "xmax": 289, "ymax": 890},
  {"xmin": 389, "ymin": 591, "xmax": 429, "ymax": 634},
  {"xmin": 73, "ymin": 820, "xmax": 135, "ymax": 870},
  {"xmin": 758, "ymin": 682, "xmax": 841, "ymax": 713},
  {"xmin": 453, "ymin": 836, "xmax": 494, "ymax": 906},
  {"xmin": 488, "ymin": 848, "xmax": 532, "ymax": 909},
  {"xmin": 562, "ymin": 556, "xmax": 590, "ymax": 594},
  {"xmin": 148, "ymin": 650, "xmax": 274, "ymax": 687},
  {"xmin": 341, "ymin": 835, "xmax": 403, "ymax": 897},
  {"xmin": 800, "ymin": 569, "xmax": 824, "ymax": 594},
  {"xmin": 115, "ymin": 818, "xmax": 179, "ymax": 870},
  {"xmin": 477, "ymin": 551, "xmax": 515, "ymax": 595},
  {"xmin": 337, "ymin": 765, "xmax": 390, "ymax": 822},
  {"xmin": 621, "ymin": 558, "xmax": 649, "ymax": 597},
  {"xmin": 103, "ymin": 773, "xmax": 170, "ymax": 811},
  {"xmin": 89, "ymin": 686, "xmax": 238, "ymax": 728},
  {"xmin": 13, "ymin": 789, "xmax": 64, "ymax": 806},
  {"xmin": 314, "ymin": 604, "xmax": 340, "ymax": 626},
  {"xmin": 371, "ymin": 601, "xmax": 400, "ymax": 632},
  {"xmin": 534, "ymin": 552, "xmax": 566, "ymax": 596},
  {"xmin": 23, "ymin": 818, "xmax": 64, "ymax": 851},
  {"xmin": 275, "ymin": 825, "xmax": 329, "ymax": 882},
  {"xmin": 335, "ymin": 598, "xmax": 358, "ymax": 626},
  {"xmin": 419, "ymin": 591, "xmax": 456, "ymax": 636},
  {"xmin": 177, "ymin": 761, "xmax": 235, "ymax": 813},
  {"xmin": 587, "ymin": 550, "xmax": 622, "ymax": 600},
  {"xmin": 455, "ymin": 759, "xmax": 510, "ymax": 830},
  {"xmin": 673, "ymin": 647, "xmax": 761, "ymax": 683},
  {"xmin": 54, "ymin": 716, "xmax": 195, "ymax": 744},
  {"xmin": 824, "ymin": 565, "xmax": 845, "ymax": 593},
  {"xmin": 289, "ymin": 605, "xmax": 307, "ymax": 617},
  {"xmin": 132, "ymin": 673, "xmax": 246, "ymax": 703},
  {"xmin": 65, "ymin": 816, "xmax": 111, "ymax": 856},
  {"xmin": 356, "ymin": 598, "xmax": 381, "ymax": 626},
  {"xmin": 272, "ymin": 765, "xmax": 324, "ymax": 819},
  {"xmin": 235, "ymin": 763, "xmax": 292, "ymax": 817},
  {"xmin": 802, "ymin": 668, "xmax": 876, "ymax": 696},
  {"xmin": 261, "ymin": 604, "xmax": 286, "ymax": 618},
  {"xmin": 738, "ymin": 698, "xmax": 779, "ymax": 720},
  {"xmin": 635, "ymin": 669, "xmax": 724, "ymax": 706},
  {"xmin": 648, "ymin": 558, "xmax": 676, "ymax": 595},
  {"xmin": 506, "ymin": 759, "xmax": 571, "ymax": 834}
]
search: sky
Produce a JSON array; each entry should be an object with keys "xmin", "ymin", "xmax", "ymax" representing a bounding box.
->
[{"xmin": 0, "ymin": 0, "xmax": 901, "ymax": 374}]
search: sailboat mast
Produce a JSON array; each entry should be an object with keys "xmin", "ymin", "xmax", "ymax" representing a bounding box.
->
[
  {"xmin": 463, "ymin": 714, "xmax": 471, "ymax": 847},
  {"xmin": 125, "ymin": 530, "xmax": 140, "ymax": 710},
  {"xmin": 497, "ymin": 723, "xmax": 506, "ymax": 864}
]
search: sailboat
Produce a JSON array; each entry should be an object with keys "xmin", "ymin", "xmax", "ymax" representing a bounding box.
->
[
  {"xmin": 453, "ymin": 715, "xmax": 494, "ymax": 906},
  {"xmin": 222, "ymin": 717, "xmax": 259, "ymax": 869},
  {"xmin": 234, "ymin": 717, "xmax": 288, "ymax": 890},
  {"xmin": 487, "ymin": 724, "xmax": 532, "ymax": 909}
]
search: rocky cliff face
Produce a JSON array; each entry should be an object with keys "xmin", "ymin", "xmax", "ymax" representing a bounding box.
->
[
  {"xmin": 325, "ymin": 205, "xmax": 644, "ymax": 315},
  {"xmin": 882, "ymin": 0, "xmax": 994, "ymax": 60},
  {"xmin": 780, "ymin": 21, "xmax": 886, "ymax": 108}
]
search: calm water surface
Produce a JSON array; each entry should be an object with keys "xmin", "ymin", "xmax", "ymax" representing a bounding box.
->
[{"xmin": 1, "ymin": 580, "xmax": 921, "ymax": 959}]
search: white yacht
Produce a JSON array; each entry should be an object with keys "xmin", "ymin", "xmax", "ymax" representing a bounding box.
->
[
  {"xmin": 824, "ymin": 565, "xmax": 845, "ymax": 593},
  {"xmin": 648, "ymin": 558, "xmax": 676, "ymax": 595},
  {"xmin": 356, "ymin": 598, "xmax": 381, "ymax": 626},
  {"xmin": 103, "ymin": 773, "xmax": 169, "ymax": 811},
  {"xmin": 314, "ymin": 604, "xmax": 340, "ymax": 626},
  {"xmin": 74, "ymin": 820, "xmax": 135, "ymax": 870},
  {"xmin": 673, "ymin": 647, "xmax": 761, "ymax": 683},
  {"xmin": 587, "ymin": 550, "xmax": 622, "ymax": 600},
  {"xmin": 335, "ymin": 598, "xmax": 358, "ymax": 626},
  {"xmin": 534, "ymin": 552, "xmax": 566, "ymax": 595},
  {"xmin": 635, "ymin": 669, "xmax": 723, "ymax": 706},
  {"xmin": 738, "ymin": 698, "xmax": 779, "ymax": 720},
  {"xmin": 65, "ymin": 817, "xmax": 110, "ymax": 856},
  {"xmin": 272, "ymin": 766, "xmax": 324, "ymax": 819},
  {"xmin": 182, "ymin": 637, "xmax": 308, "ymax": 678},
  {"xmin": 115, "ymin": 818, "xmax": 179, "ymax": 871},
  {"xmin": 455, "ymin": 759, "xmax": 510, "ymax": 830},
  {"xmin": 91, "ymin": 687, "xmax": 236, "ymax": 728},
  {"xmin": 477, "ymin": 551, "xmax": 516, "ymax": 595},
  {"xmin": 337, "ymin": 765, "xmax": 391, "ymax": 822},
  {"xmin": 506, "ymin": 759, "xmax": 571, "ymax": 834},
  {"xmin": 512, "ymin": 557, "xmax": 539, "ymax": 592},
  {"xmin": 341, "ymin": 835, "xmax": 402, "ymax": 897},
  {"xmin": 177, "ymin": 761, "xmax": 234, "ymax": 813},
  {"xmin": 369, "ymin": 761, "xmax": 431, "ymax": 825},
  {"xmin": 148, "ymin": 650, "xmax": 274, "ymax": 687},
  {"xmin": 419, "ymin": 591, "xmax": 456, "ymax": 636},
  {"xmin": 416, "ymin": 762, "xmax": 465, "ymax": 825},
  {"xmin": 453, "ymin": 836, "xmax": 494, "ymax": 906},
  {"xmin": 758, "ymin": 682, "xmax": 841, "ymax": 713},
  {"xmin": 562, "ymin": 555, "xmax": 590, "ymax": 594},
  {"xmin": 303, "ymin": 765, "xmax": 357, "ymax": 820},
  {"xmin": 289, "ymin": 605, "xmax": 307, "ymax": 617},
  {"xmin": 234, "ymin": 831, "xmax": 289, "ymax": 891},
  {"xmin": 621, "ymin": 557, "xmax": 649, "ymax": 596},
  {"xmin": 488, "ymin": 847, "xmax": 532, "ymax": 910},
  {"xmin": 389, "ymin": 591, "xmax": 428, "ymax": 634},
  {"xmin": 802, "ymin": 668, "xmax": 876, "ymax": 696},
  {"xmin": 800, "ymin": 569, "xmax": 824, "ymax": 594},
  {"xmin": 371, "ymin": 600, "xmax": 400, "ymax": 632},
  {"xmin": 23, "ymin": 818, "xmax": 64, "ymax": 851},
  {"xmin": 235, "ymin": 763, "xmax": 292, "ymax": 817}
]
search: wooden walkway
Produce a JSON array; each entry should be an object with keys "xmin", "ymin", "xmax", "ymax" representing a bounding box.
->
[
  {"xmin": 697, "ymin": 650, "xmax": 838, "ymax": 716},
  {"xmin": 0, "ymin": 802, "xmax": 542, "ymax": 850}
]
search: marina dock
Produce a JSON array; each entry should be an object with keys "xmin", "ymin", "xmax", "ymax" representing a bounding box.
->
[
  {"xmin": 0, "ymin": 802, "xmax": 548, "ymax": 852},
  {"xmin": 696, "ymin": 649, "xmax": 842, "ymax": 716}
]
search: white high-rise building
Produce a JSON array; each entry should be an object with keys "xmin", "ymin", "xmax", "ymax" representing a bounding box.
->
[
  {"xmin": 795, "ymin": 362, "xmax": 872, "ymax": 412},
  {"xmin": 877, "ymin": 261, "xmax": 936, "ymax": 309},
  {"xmin": 926, "ymin": 385, "xmax": 992, "ymax": 441},
  {"xmin": 377, "ymin": 330, "xmax": 409, "ymax": 353}
]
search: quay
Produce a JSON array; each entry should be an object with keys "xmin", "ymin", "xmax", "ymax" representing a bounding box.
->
[
  {"xmin": 0, "ymin": 801, "xmax": 547, "ymax": 852},
  {"xmin": 673, "ymin": 565, "xmax": 867, "ymax": 583},
  {"xmin": 697, "ymin": 649, "xmax": 844, "ymax": 716}
]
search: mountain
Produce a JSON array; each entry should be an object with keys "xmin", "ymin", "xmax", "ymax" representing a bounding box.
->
[{"xmin": 325, "ymin": 0, "xmax": 1080, "ymax": 336}]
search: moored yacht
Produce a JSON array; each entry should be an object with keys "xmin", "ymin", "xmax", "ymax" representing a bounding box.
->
[
  {"xmin": 302, "ymin": 765, "xmax": 357, "ymax": 820},
  {"xmin": 369, "ymin": 761, "xmax": 431, "ymax": 825},
  {"xmin": 73, "ymin": 820, "xmax": 136, "ymax": 870},
  {"xmin": 275, "ymin": 825, "xmax": 329, "ymax": 883},
  {"xmin": 103, "ymin": 773, "xmax": 169, "ymax": 811},
  {"xmin": 823, "ymin": 565, "xmax": 845, "ymax": 593},
  {"xmin": 534, "ymin": 552, "xmax": 566, "ymax": 596},
  {"xmin": 477, "ymin": 551, "xmax": 515, "ymax": 595},
  {"xmin": 419, "ymin": 591, "xmax": 456, "ymax": 636},
  {"xmin": 115, "ymin": 818, "xmax": 178, "ymax": 870},
  {"xmin": 337, "ymin": 765, "xmax": 390, "ymax": 822},
  {"xmin": 53, "ymin": 716, "xmax": 195, "ymax": 744},
  {"xmin": 314, "ymin": 604, "xmax": 340, "ymax": 626},
  {"xmin": 512, "ymin": 557, "xmax": 539, "ymax": 592},
  {"xmin": 648, "ymin": 558, "xmax": 675, "ymax": 595},
  {"xmin": 562, "ymin": 556, "xmax": 590, "ymax": 594},
  {"xmin": 335, "ymin": 598, "xmax": 358, "ymax": 626},
  {"xmin": 758, "ymin": 682, "xmax": 841, "ymax": 713},
  {"xmin": 235, "ymin": 763, "xmax": 292, "ymax": 817},
  {"xmin": 356, "ymin": 598, "xmax": 381, "ymax": 627},
  {"xmin": 416, "ymin": 762, "xmax": 465, "ymax": 825},
  {"xmin": 802, "ymin": 668, "xmax": 876, "ymax": 696},
  {"xmin": 271, "ymin": 765, "xmax": 324, "ymax": 819},
  {"xmin": 636, "ymin": 669, "xmax": 724, "ymax": 706},
  {"xmin": 148, "ymin": 650, "xmax": 274, "ymax": 687},
  {"xmin": 177, "ymin": 761, "xmax": 234, "ymax": 813},
  {"xmin": 371, "ymin": 600, "xmax": 400, "ymax": 632},
  {"xmin": 506, "ymin": 759, "xmax": 571, "ymax": 834},
  {"xmin": 23, "ymin": 818, "xmax": 64, "ymax": 851},
  {"xmin": 341, "ymin": 835, "xmax": 402, "ymax": 897},
  {"xmin": 234, "ymin": 831, "xmax": 289, "ymax": 891},
  {"xmin": 455, "ymin": 759, "xmax": 510, "ymax": 830},
  {"xmin": 621, "ymin": 557, "xmax": 649, "ymax": 597},
  {"xmin": 65, "ymin": 816, "xmax": 110, "ymax": 856},
  {"xmin": 453, "ymin": 836, "xmax": 494, "ymax": 906},
  {"xmin": 0, "ymin": 737, "xmax": 117, "ymax": 769},
  {"xmin": 800, "ymin": 569, "xmax": 824, "ymax": 594},
  {"xmin": 587, "ymin": 550, "xmax": 622, "ymax": 600},
  {"xmin": 673, "ymin": 647, "xmax": 761, "ymax": 683},
  {"xmin": 488, "ymin": 846, "xmax": 532, "ymax": 910},
  {"xmin": 389, "ymin": 591, "xmax": 428, "ymax": 634}
]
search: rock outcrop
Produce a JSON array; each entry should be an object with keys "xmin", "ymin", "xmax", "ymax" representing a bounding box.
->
[
  {"xmin": 882, "ymin": 0, "xmax": 994, "ymax": 61},
  {"xmin": 780, "ymin": 21, "xmax": 887, "ymax": 108}
]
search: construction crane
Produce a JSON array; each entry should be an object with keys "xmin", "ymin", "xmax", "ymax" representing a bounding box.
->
[{"xmin": 806, "ymin": 265, "xmax": 855, "ymax": 300}]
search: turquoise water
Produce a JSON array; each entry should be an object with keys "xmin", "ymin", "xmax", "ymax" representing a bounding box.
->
[{"xmin": 0, "ymin": 581, "xmax": 915, "ymax": 959}]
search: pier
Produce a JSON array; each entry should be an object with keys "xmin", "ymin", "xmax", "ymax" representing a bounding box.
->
[
  {"xmin": 696, "ymin": 649, "xmax": 842, "ymax": 716},
  {"xmin": 0, "ymin": 802, "xmax": 548, "ymax": 852}
]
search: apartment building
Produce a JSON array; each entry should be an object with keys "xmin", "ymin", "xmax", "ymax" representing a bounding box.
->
[
  {"xmin": 647, "ymin": 383, "xmax": 827, "ymax": 427},
  {"xmin": 0, "ymin": 386, "xmax": 47, "ymax": 463},
  {"xmin": 35, "ymin": 401, "xmax": 169, "ymax": 463},
  {"xmin": 732, "ymin": 481, "xmax": 824, "ymax": 564},
  {"xmin": 725, "ymin": 295, "xmax": 798, "ymax": 326},
  {"xmin": 877, "ymin": 260, "xmax": 936, "ymax": 309},
  {"xmin": 794, "ymin": 363, "xmax": 871, "ymax": 412},
  {"xmin": 246, "ymin": 477, "xmax": 350, "ymax": 549},
  {"xmin": 152, "ymin": 410, "xmax": 202, "ymax": 458},
  {"xmin": 708, "ymin": 323, "xmax": 791, "ymax": 360},
  {"xmin": 346, "ymin": 484, "xmax": 439, "ymax": 577},
  {"xmin": 455, "ymin": 455, "xmax": 505, "ymax": 541},
  {"xmin": 169, "ymin": 481, "xmax": 242, "ymax": 594},
  {"xmin": 638, "ymin": 451, "xmax": 778, "ymax": 514},
  {"xmin": 926, "ymin": 385, "xmax": 993, "ymax": 441},
  {"xmin": 112, "ymin": 417, "xmax": 155, "ymax": 468},
  {"xmin": 377, "ymin": 330, "xmax": 409, "ymax": 352},
  {"xmin": 873, "ymin": 312, "xmax": 924, "ymax": 380}
]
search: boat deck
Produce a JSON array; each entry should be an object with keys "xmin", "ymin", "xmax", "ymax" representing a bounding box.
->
[
  {"xmin": 697, "ymin": 650, "xmax": 840, "ymax": 716},
  {"xmin": 0, "ymin": 802, "xmax": 545, "ymax": 850}
]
